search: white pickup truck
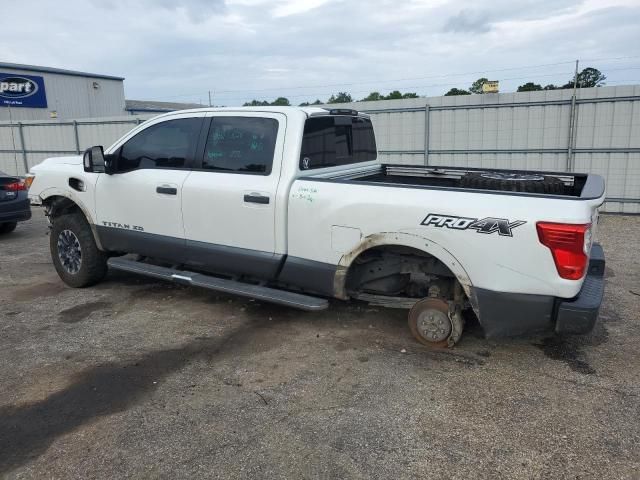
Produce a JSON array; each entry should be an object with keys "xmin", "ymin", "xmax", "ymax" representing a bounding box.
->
[{"xmin": 27, "ymin": 106, "xmax": 606, "ymax": 347}]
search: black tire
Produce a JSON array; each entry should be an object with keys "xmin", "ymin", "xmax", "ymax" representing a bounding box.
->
[
  {"xmin": 0, "ymin": 222, "xmax": 17, "ymax": 234},
  {"xmin": 50, "ymin": 212, "xmax": 108, "ymax": 288},
  {"xmin": 460, "ymin": 172, "xmax": 565, "ymax": 194}
]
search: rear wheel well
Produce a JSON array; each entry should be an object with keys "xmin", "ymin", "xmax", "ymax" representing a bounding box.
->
[{"xmin": 345, "ymin": 245, "xmax": 462, "ymax": 302}]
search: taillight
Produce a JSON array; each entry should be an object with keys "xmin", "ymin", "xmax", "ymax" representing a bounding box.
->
[
  {"xmin": 5, "ymin": 181, "xmax": 27, "ymax": 191},
  {"xmin": 536, "ymin": 222, "xmax": 591, "ymax": 280}
]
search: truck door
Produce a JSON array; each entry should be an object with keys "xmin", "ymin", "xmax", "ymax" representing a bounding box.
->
[
  {"xmin": 95, "ymin": 114, "xmax": 205, "ymax": 262},
  {"xmin": 181, "ymin": 112, "xmax": 286, "ymax": 279}
]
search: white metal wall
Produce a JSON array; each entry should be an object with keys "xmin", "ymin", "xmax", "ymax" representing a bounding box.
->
[{"xmin": 0, "ymin": 115, "xmax": 154, "ymax": 177}]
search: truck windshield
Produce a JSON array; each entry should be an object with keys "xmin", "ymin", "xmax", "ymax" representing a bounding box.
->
[{"xmin": 300, "ymin": 116, "xmax": 377, "ymax": 170}]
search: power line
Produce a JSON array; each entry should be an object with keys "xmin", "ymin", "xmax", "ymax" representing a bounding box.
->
[
  {"xmin": 152, "ymin": 57, "xmax": 640, "ymax": 103},
  {"xmin": 157, "ymin": 60, "xmax": 579, "ymax": 100}
]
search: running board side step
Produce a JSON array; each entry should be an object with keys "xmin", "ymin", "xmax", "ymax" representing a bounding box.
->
[{"xmin": 107, "ymin": 257, "xmax": 329, "ymax": 312}]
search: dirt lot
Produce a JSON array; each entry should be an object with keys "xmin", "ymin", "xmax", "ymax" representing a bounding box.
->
[{"xmin": 0, "ymin": 212, "xmax": 639, "ymax": 479}]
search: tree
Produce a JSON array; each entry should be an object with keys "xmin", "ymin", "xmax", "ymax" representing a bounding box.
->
[
  {"xmin": 243, "ymin": 99, "xmax": 269, "ymax": 106},
  {"xmin": 327, "ymin": 92, "xmax": 353, "ymax": 104},
  {"xmin": 361, "ymin": 91, "xmax": 383, "ymax": 101},
  {"xmin": 517, "ymin": 82, "xmax": 543, "ymax": 92},
  {"xmin": 543, "ymin": 84, "xmax": 558, "ymax": 90},
  {"xmin": 576, "ymin": 67, "xmax": 606, "ymax": 88},
  {"xmin": 444, "ymin": 88, "xmax": 471, "ymax": 96},
  {"xmin": 385, "ymin": 90, "xmax": 404, "ymax": 100},
  {"xmin": 560, "ymin": 67, "xmax": 607, "ymax": 89},
  {"xmin": 271, "ymin": 97, "xmax": 290, "ymax": 106},
  {"xmin": 401, "ymin": 92, "xmax": 419, "ymax": 98},
  {"xmin": 469, "ymin": 77, "xmax": 489, "ymax": 94}
]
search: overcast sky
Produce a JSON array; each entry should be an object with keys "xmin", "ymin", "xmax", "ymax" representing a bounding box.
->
[{"xmin": 2, "ymin": 0, "xmax": 640, "ymax": 105}]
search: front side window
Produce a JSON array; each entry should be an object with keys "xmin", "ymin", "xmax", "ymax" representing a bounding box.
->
[
  {"xmin": 202, "ymin": 117, "xmax": 279, "ymax": 175},
  {"xmin": 118, "ymin": 117, "xmax": 201, "ymax": 172},
  {"xmin": 300, "ymin": 116, "xmax": 377, "ymax": 170}
]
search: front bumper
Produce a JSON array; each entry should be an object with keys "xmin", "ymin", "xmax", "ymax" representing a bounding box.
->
[
  {"xmin": 471, "ymin": 243, "xmax": 605, "ymax": 338},
  {"xmin": 0, "ymin": 197, "xmax": 31, "ymax": 223},
  {"xmin": 554, "ymin": 243, "xmax": 605, "ymax": 334}
]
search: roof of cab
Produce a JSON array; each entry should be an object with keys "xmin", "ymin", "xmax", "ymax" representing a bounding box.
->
[{"xmin": 147, "ymin": 106, "xmax": 350, "ymax": 121}]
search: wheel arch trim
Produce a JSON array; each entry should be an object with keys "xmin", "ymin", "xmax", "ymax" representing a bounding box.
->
[{"xmin": 39, "ymin": 188, "xmax": 104, "ymax": 251}]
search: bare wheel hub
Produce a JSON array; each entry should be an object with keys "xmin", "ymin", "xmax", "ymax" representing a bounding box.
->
[
  {"xmin": 57, "ymin": 229, "xmax": 82, "ymax": 274},
  {"xmin": 408, "ymin": 297, "xmax": 464, "ymax": 348},
  {"xmin": 416, "ymin": 309, "xmax": 451, "ymax": 343}
]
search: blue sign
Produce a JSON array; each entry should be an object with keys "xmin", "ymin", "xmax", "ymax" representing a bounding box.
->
[{"xmin": 0, "ymin": 73, "xmax": 47, "ymax": 108}]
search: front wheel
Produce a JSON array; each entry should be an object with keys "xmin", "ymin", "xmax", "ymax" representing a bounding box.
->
[{"xmin": 50, "ymin": 213, "xmax": 108, "ymax": 287}]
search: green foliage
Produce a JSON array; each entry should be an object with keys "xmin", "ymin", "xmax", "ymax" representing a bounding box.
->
[
  {"xmin": 560, "ymin": 67, "xmax": 607, "ymax": 89},
  {"xmin": 385, "ymin": 90, "xmax": 404, "ymax": 100},
  {"xmin": 517, "ymin": 82, "xmax": 543, "ymax": 92},
  {"xmin": 244, "ymin": 97, "xmax": 290, "ymax": 106},
  {"xmin": 271, "ymin": 97, "xmax": 291, "ymax": 106},
  {"xmin": 299, "ymin": 99, "xmax": 323, "ymax": 106},
  {"xmin": 360, "ymin": 91, "xmax": 419, "ymax": 101},
  {"xmin": 444, "ymin": 88, "xmax": 471, "ymax": 96},
  {"xmin": 243, "ymin": 99, "xmax": 269, "ymax": 106},
  {"xmin": 543, "ymin": 84, "xmax": 558, "ymax": 90},
  {"xmin": 469, "ymin": 77, "xmax": 489, "ymax": 94},
  {"xmin": 327, "ymin": 92, "xmax": 353, "ymax": 104},
  {"xmin": 362, "ymin": 91, "xmax": 383, "ymax": 101}
]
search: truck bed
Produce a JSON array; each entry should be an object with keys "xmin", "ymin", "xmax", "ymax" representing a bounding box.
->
[{"xmin": 305, "ymin": 164, "xmax": 604, "ymax": 200}]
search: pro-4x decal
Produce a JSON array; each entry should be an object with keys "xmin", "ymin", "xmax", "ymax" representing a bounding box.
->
[{"xmin": 421, "ymin": 214, "xmax": 526, "ymax": 237}]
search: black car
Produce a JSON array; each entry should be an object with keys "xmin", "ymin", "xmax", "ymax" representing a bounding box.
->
[{"xmin": 0, "ymin": 171, "xmax": 31, "ymax": 234}]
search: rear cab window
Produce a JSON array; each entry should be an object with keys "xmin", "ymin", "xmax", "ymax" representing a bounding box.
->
[{"xmin": 300, "ymin": 115, "xmax": 377, "ymax": 170}]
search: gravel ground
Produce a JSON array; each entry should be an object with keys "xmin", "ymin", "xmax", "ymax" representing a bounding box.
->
[{"xmin": 0, "ymin": 211, "xmax": 639, "ymax": 479}]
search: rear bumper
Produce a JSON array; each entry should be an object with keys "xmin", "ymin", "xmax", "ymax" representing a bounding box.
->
[
  {"xmin": 471, "ymin": 243, "xmax": 605, "ymax": 338},
  {"xmin": 0, "ymin": 197, "xmax": 31, "ymax": 223},
  {"xmin": 554, "ymin": 243, "xmax": 605, "ymax": 334}
]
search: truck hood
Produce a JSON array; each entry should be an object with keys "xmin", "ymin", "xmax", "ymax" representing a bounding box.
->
[{"xmin": 33, "ymin": 155, "xmax": 83, "ymax": 169}]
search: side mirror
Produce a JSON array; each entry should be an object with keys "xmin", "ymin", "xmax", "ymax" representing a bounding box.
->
[{"xmin": 83, "ymin": 146, "xmax": 106, "ymax": 173}]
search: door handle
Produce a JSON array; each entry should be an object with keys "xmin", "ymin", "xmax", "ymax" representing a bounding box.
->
[
  {"xmin": 244, "ymin": 194, "xmax": 270, "ymax": 204},
  {"xmin": 157, "ymin": 186, "xmax": 177, "ymax": 195}
]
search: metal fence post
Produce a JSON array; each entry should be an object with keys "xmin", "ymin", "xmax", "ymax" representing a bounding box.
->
[
  {"xmin": 424, "ymin": 104, "xmax": 430, "ymax": 166},
  {"xmin": 566, "ymin": 60, "xmax": 579, "ymax": 171},
  {"xmin": 73, "ymin": 120, "xmax": 80, "ymax": 154},
  {"xmin": 17, "ymin": 123, "xmax": 28, "ymax": 174}
]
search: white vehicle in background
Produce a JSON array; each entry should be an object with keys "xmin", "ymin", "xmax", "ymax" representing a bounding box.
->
[{"xmin": 27, "ymin": 107, "xmax": 606, "ymax": 347}]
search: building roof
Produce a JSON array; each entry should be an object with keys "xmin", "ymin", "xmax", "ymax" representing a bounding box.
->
[
  {"xmin": 0, "ymin": 62, "xmax": 124, "ymax": 81},
  {"xmin": 125, "ymin": 99, "xmax": 207, "ymax": 113}
]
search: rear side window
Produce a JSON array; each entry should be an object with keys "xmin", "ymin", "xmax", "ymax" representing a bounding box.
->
[
  {"xmin": 300, "ymin": 116, "xmax": 377, "ymax": 170},
  {"xmin": 118, "ymin": 118, "xmax": 201, "ymax": 171},
  {"xmin": 202, "ymin": 117, "xmax": 279, "ymax": 175}
]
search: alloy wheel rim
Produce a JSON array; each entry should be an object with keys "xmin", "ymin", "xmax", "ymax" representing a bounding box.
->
[{"xmin": 57, "ymin": 229, "xmax": 82, "ymax": 274}]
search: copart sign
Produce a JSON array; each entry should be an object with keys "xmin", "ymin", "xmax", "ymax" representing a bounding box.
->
[{"xmin": 0, "ymin": 73, "xmax": 47, "ymax": 108}]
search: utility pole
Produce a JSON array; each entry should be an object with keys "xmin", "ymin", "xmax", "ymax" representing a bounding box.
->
[
  {"xmin": 566, "ymin": 59, "xmax": 579, "ymax": 171},
  {"xmin": 208, "ymin": 90, "xmax": 212, "ymax": 107}
]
